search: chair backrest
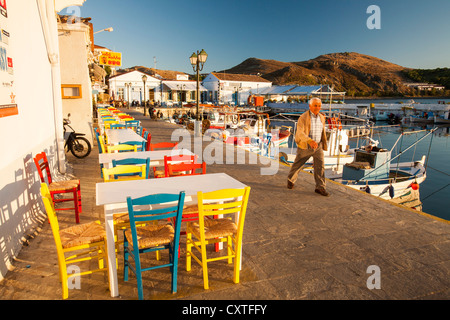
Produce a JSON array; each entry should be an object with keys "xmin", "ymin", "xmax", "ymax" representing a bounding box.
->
[
  {"xmin": 120, "ymin": 140, "xmax": 145, "ymax": 152},
  {"xmin": 107, "ymin": 144, "xmax": 138, "ymax": 153},
  {"xmin": 136, "ymin": 126, "xmax": 143, "ymax": 136},
  {"xmin": 102, "ymin": 164, "xmax": 147, "ymax": 182},
  {"xmin": 144, "ymin": 132, "xmax": 152, "ymax": 151},
  {"xmin": 95, "ymin": 129, "xmax": 104, "ymax": 154},
  {"xmin": 163, "ymin": 154, "xmax": 198, "ymax": 177},
  {"xmin": 98, "ymin": 135, "xmax": 107, "ymax": 154},
  {"xmin": 34, "ymin": 152, "xmax": 52, "ymax": 184},
  {"xmin": 197, "ymin": 187, "xmax": 251, "ymax": 238},
  {"xmin": 166, "ymin": 161, "xmax": 206, "ymax": 177},
  {"xmin": 150, "ymin": 142, "xmax": 178, "ymax": 151},
  {"xmin": 40, "ymin": 183, "xmax": 65, "ymax": 260},
  {"xmin": 112, "ymin": 158, "xmax": 151, "ymax": 179},
  {"xmin": 125, "ymin": 120, "xmax": 140, "ymax": 131},
  {"xmin": 126, "ymin": 191, "xmax": 185, "ymax": 250},
  {"xmin": 110, "ymin": 123, "xmax": 126, "ymax": 129}
]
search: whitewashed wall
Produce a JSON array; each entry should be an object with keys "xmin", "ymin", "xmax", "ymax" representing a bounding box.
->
[{"xmin": 0, "ymin": 1, "xmax": 62, "ymax": 280}]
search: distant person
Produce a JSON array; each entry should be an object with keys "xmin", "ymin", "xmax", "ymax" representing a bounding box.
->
[{"xmin": 287, "ymin": 97, "xmax": 329, "ymax": 196}]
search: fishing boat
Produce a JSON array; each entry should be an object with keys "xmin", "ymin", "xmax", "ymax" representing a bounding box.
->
[{"xmin": 329, "ymin": 128, "xmax": 438, "ymax": 206}]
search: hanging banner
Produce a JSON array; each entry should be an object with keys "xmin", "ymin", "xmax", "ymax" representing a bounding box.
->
[
  {"xmin": 98, "ymin": 51, "xmax": 122, "ymax": 67},
  {"xmin": 0, "ymin": 0, "xmax": 17, "ymax": 118}
]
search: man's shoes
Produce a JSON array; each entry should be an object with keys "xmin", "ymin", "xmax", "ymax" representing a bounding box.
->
[
  {"xmin": 315, "ymin": 188, "xmax": 330, "ymax": 197},
  {"xmin": 287, "ymin": 180, "xmax": 294, "ymax": 189}
]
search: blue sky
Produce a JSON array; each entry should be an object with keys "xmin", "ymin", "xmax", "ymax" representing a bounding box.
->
[{"xmin": 60, "ymin": 0, "xmax": 450, "ymax": 74}]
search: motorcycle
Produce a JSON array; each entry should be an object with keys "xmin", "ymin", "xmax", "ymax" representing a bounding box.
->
[{"xmin": 63, "ymin": 113, "xmax": 92, "ymax": 158}]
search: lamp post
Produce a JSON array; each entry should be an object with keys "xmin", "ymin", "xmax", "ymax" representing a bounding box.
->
[
  {"xmin": 189, "ymin": 49, "xmax": 208, "ymax": 136},
  {"xmin": 142, "ymin": 75, "xmax": 147, "ymax": 116},
  {"xmin": 94, "ymin": 27, "xmax": 113, "ymax": 34}
]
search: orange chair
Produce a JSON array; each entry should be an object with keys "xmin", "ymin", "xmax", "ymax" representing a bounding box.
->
[
  {"xmin": 34, "ymin": 152, "xmax": 82, "ymax": 223},
  {"xmin": 149, "ymin": 142, "xmax": 178, "ymax": 151},
  {"xmin": 163, "ymin": 154, "xmax": 198, "ymax": 177},
  {"xmin": 166, "ymin": 161, "xmax": 206, "ymax": 177},
  {"xmin": 149, "ymin": 142, "xmax": 178, "ymax": 178}
]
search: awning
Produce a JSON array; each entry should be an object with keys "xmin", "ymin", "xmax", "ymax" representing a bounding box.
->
[{"xmin": 163, "ymin": 81, "xmax": 207, "ymax": 91}]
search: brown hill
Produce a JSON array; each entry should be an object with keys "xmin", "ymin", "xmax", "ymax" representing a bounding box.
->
[
  {"xmin": 220, "ymin": 52, "xmax": 413, "ymax": 96},
  {"xmin": 117, "ymin": 66, "xmax": 187, "ymax": 80}
]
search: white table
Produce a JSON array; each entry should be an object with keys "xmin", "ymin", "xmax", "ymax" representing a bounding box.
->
[
  {"xmin": 104, "ymin": 128, "xmax": 145, "ymax": 145},
  {"xmin": 98, "ymin": 149, "xmax": 195, "ymax": 168},
  {"xmin": 96, "ymin": 173, "xmax": 248, "ymax": 297}
]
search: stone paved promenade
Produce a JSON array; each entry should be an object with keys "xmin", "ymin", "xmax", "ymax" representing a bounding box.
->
[{"xmin": 1, "ymin": 108, "xmax": 449, "ymax": 302}]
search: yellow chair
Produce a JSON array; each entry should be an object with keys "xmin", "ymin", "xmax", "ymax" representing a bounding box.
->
[
  {"xmin": 106, "ymin": 144, "xmax": 138, "ymax": 153},
  {"xmin": 102, "ymin": 164, "xmax": 147, "ymax": 182},
  {"xmin": 186, "ymin": 187, "xmax": 251, "ymax": 289},
  {"xmin": 40, "ymin": 183, "xmax": 109, "ymax": 299},
  {"xmin": 98, "ymin": 135, "xmax": 107, "ymax": 154},
  {"xmin": 102, "ymin": 164, "xmax": 149, "ymax": 262}
]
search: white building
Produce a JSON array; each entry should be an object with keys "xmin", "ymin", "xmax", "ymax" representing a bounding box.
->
[
  {"xmin": 108, "ymin": 70, "xmax": 161, "ymax": 105},
  {"xmin": 202, "ymin": 72, "xmax": 272, "ymax": 105},
  {"xmin": 58, "ymin": 15, "xmax": 95, "ymax": 144},
  {"xmin": 0, "ymin": 0, "xmax": 87, "ymax": 281},
  {"xmin": 156, "ymin": 75, "xmax": 208, "ymax": 107}
]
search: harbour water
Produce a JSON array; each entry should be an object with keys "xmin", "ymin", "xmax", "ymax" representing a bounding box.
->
[{"xmin": 270, "ymin": 98, "xmax": 450, "ymax": 221}]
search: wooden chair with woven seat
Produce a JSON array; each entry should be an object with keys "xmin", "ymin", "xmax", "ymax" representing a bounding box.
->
[
  {"xmin": 166, "ymin": 161, "xmax": 206, "ymax": 177},
  {"xmin": 163, "ymin": 154, "xmax": 198, "ymax": 177},
  {"xmin": 102, "ymin": 163, "xmax": 149, "ymax": 261},
  {"xmin": 124, "ymin": 191, "xmax": 185, "ymax": 300},
  {"xmin": 106, "ymin": 144, "xmax": 138, "ymax": 153},
  {"xmin": 186, "ymin": 187, "xmax": 251, "ymax": 290},
  {"xmin": 40, "ymin": 183, "xmax": 109, "ymax": 299},
  {"xmin": 34, "ymin": 152, "xmax": 82, "ymax": 224},
  {"xmin": 119, "ymin": 140, "xmax": 145, "ymax": 152},
  {"xmin": 149, "ymin": 142, "xmax": 179, "ymax": 178}
]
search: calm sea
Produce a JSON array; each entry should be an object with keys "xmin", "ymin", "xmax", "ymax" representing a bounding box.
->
[{"xmin": 272, "ymin": 98, "xmax": 450, "ymax": 221}]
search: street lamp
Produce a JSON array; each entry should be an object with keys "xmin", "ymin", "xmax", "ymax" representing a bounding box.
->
[
  {"xmin": 142, "ymin": 75, "xmax": 147, "ymax": 116},
  {"xmin": 189, "ymin": 49, "xmax": 208, "ymax": 136},
  {"xmin": 94, "ymin": 27, "xmax": 113, "ymax": 34}
]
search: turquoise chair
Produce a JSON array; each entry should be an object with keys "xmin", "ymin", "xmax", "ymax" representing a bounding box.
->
[
  {"xmin": 112, "ymin": 157, "xmax": 151, "ymax": 179},
  {"xmin": 143, "ymin": 131, "xmax": 152, "ymax": 151},
  {"xmin": 125, "ymin": 120, "xmax": 140, "ymax": 131},
  {"xmin": 124, "ymin": 191, "xmax": 185, "ymax": 300},
  {"xmin": 119, "ymin": 140, "xmax": 145, "ymax": 152},
  {"xmin": 110, "ymin": 123, "xmax": 126, "ymax": 129}
]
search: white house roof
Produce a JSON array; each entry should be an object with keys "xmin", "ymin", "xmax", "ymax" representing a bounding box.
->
[{"xmin": 163, "ymin": 81, "xmax": 207, "ymax": 91}]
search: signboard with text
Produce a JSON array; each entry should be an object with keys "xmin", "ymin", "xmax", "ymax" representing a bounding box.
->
[
  {"xmin": 0, "ymin": 0, "xmax": 17, "ymax": 118},
  {"xmin": 99, "ymin": 51, "xmax": 122, "ymax": 67}
]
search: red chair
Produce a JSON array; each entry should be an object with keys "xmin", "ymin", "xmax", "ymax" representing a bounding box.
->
[
  {"xmin": 34, "ymin": 152, "xmax": 82, "ymax": 223},
  {"xmin": 166, "ymin": 161, "xmax": 206, "ymax": 177},
  {"xmin": 149, "ymin": 142, "xmax": 178, "ymax": 178},
  {"xmin": 149, "ymin": 142, "xmax": 178, "ymax": 151},
  {"xmin": 163, "ymin": 154, "xmax": 198, "ymax": 177}
]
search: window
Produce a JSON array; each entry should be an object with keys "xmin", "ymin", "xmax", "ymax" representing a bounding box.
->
[{"xmin": 61, "ymin": 85, "xmax": 82, "ymax": 99}]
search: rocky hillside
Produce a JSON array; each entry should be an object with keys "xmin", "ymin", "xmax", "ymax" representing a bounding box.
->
[{"xmin": 220, "ymin": 52, "xmax": 416, "ymax": 97}]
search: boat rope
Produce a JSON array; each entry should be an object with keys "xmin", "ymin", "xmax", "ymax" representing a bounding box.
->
[
  {"xmin": 426, "ymin": 165, "xmax": 450, "ymax": 177},
  {"xmin": 424, "ymin": 127, "xmax": 435, "ymax": 172},
  {"xmin": 421, "ymin": 183, "xmax": 450, "ymax": 201}
]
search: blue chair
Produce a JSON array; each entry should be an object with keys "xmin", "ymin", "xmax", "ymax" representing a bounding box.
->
[
  {"xmin": 112, "ymin": 157, "xmax": 151, "ymax": 179},
  {"xmin": 119, "ymin": 140, "xmax": 145, "ymax": 152},
  {"xmin": 110, "ymin": 123, "xmax": 126, "ymax": 129},
  {"xmin": 125, "ymin": 120, "xmax": 140, "ymax": 132},
  {"xmin": 136, "ymin": 126, "xmax": 143, "ymax": 136},
  {"xmin": 124, "ymin": 191, "xmax": 185, "ymax": 300}
]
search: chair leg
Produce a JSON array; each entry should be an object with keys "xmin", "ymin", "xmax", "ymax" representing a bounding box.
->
[
  {"xmin": 227, "ymin": 236, "xmax": 233, "ymax": 264},
  {"xmin": 73, "ymin": 189, "xmax": 80, "ymax": 224},
  {"xmin": 135, "ymin": 251, "xmax": 144, "ymax": 300},
  {"xmin": 201, "ymin": 242, "xmax": 209, "ymax": 290},
  {"xmin": 186, "ymin": 232, "xmax": 192, "ymax": 272},
  {"xmin": 123, "ymin": 237, "xmax": 129, "ymax": 281},
  {"xmin": 233, "ymin": 237, "xmax": 242, "ymax": 284}
]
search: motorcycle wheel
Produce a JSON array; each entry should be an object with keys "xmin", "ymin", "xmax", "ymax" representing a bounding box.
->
[{"xmin": 70, "ymin": 137, "xmax": 92, "ymax": 158}]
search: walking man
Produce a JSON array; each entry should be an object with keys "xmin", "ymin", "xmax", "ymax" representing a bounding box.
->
[{"xmin": 287, "ymin": 97, "xmax": 330, "ymax": 196}]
